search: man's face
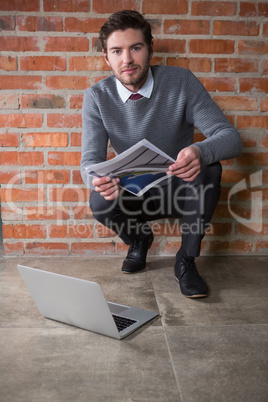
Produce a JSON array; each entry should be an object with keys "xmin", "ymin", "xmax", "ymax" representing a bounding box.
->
[{"xmin": 103, "ymin": 28, "xmax": 153, "ymax": 93}]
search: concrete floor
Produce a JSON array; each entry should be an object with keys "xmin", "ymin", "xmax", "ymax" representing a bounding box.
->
[{"xmin": 0, "ymin": 255, "xmax": 268, "ymax": 402}]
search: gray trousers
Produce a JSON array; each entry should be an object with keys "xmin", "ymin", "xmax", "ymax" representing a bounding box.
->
[{"xmin": 89, "ymin": 162, "xmax": 222, "ymax": 257}]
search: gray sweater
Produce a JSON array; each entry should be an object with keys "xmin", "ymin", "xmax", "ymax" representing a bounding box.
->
[{"xmin": 81, "ymin": 65, "xmax": 242, "ymax": 189}]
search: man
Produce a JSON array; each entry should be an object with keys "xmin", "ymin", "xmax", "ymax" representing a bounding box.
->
[{"xmin": 81, "ymin": 10, "xmax": 243, "ymax": 298}]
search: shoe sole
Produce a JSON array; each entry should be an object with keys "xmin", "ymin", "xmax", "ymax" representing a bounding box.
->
[
  {"xmin": 122, "ymin": 267, "xmax": 145, "ymax": 274},
  {"xmin": 175, "ymin": 276, "xmax": 208, "ymax": 298}
]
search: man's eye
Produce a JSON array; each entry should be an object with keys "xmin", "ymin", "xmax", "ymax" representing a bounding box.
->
[
  {"xmin": 132, "ymin": 47, "xmax": 141, "ymax": 52},
  {"xmin": 113, "ymin": 50, "xmax": 121, "ymax": 55}
]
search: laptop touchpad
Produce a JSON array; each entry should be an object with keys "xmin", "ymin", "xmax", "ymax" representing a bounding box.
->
[{"xmin": 108, "ymin": 302, "xmax": 130, "ymax": 315}]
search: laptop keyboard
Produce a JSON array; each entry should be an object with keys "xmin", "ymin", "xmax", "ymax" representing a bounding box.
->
[{"xmin": 112, "ymin": 315, "xmax": 137, "ymax": 332}]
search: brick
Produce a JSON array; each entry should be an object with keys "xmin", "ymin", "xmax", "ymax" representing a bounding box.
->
[
  {"xmin": 207, "ymin": 222, "xmax": 232, "ymax": 236},
  {"xmin": 210, "ymin": 240, "xmax": 254, "ymax": 254},
  {"xmin": 70, "ymin": 132, "xmax": 82, "ymax": 146},
  {"xmin": 143, "ymin": 0, "xmax": 188, "ymax": 14},
  {"xmin": 1, "ymin": 206, "xmax": 23, "ymax": 221},
  {"xmin": 48, "ymin": 151, "xmax": 81, "ymax": 166},
  {"xmin": 94, "ymin": 75, "xmax": 110, "ymax": 84},
  {"xmin": 21, "ymin": 95, "xmax": 66, "ymax": 109},
  {"xmin": 213, "ymin": 21, "xmax": 259, "ymax": 36},
  {"xmin": 237, "ymin": 152, "xmax": 268, "ymax": 166},
  {"xmin": 221, "ymin": 168, "xmax": 251, "ymax": 184},
  {"xmin": 1, "ymin": 188, "xmax": 45, "ymax": 203},
  {"xmin": 44, "ymin": 37, "xmax": 89, "ymax": 52},
  {"xmin": 65, "ymin": 17, "xmax": 106, "ymax": 32},
  {"xmin": 264, "ymin": 23, "xmax": 268, "ymax": 36},
  {"xmin": 190, "ymin": 39, "xmax": 234, "ymax": 54},
  {"xmin": 191, "ymin": 1, "xmax": 236, "ymax": 16},
  {"xmin": 0, "ymin": 133, "xmax": 19, "ymax": 147},
  {"xmin": 240, "ymin": 133, "xmax": 258, "ymax": 148},
  {"xmin": 235, "ymin": 223, "xmax": 267, "ymax": 236},
  {"xmin": 72, "ymin": 170, "xmax": 83, "ymax": 184},
  {"xmin": 240, "ymin": 2, "xmax": 268, "ymax": 17},
  {"xmin": 0, "ymin": 151, "xmax": 17, "ymax": 165},
  {"xmin": 238, "ymin": 40, "xmax": 268, "ymax": 55},
  {"xmin": 256, "ymin": 241, "xmax": 268, "ymax": 254},
  {"xmin": 239, "ymin": 78, "xmax": 268, "ymax": 94},
  {"xmin": 148, "ymin": 19, "xmax": 162, "ymax": 35},
  {"xmin": 0, "ymin": 151, "xmax": 42, "ymax": 167},
  {"xmin": 0, "ymin": 56, "xmax": 17, "ymax": 71},
  {"xmin": 260, "ymin": 135, "xmax": 268, "ymax": 148},
  {"xmin": 24, "ymin": 206, "xmax": 69, "ymax": 220},
  {"xmin": 199, "ymin": 77, "xmax": 235, "ymax": 92},
  {"xmin": 22, "ymin": 132, "xmax": 68, "ymax": 147},
  {"xmin": 0, "ymin": 114, "xmax": 43, "ymax": 128},
  {"xmin": 263, "ymin": 61, "xmax": 268, "ymax": 75},
  {"xmin": 0, "ymin": 76, "xmax": 42, "ymax": 90},
  {"xmin": 96, "ymin": 225, "xmax": 115, "ymax": 238},
  {"xmin": 47, "ymin": 114, "xmax": 82, "ymax": 128},
  {"xmin": 50, "ymin": 224, "xmax": 93, "ymax": 238},
  {"xmin": 0, "ymin": 16, "xmax": 15, "ymax": 30},
  {"xmin": 25, "ymin": 169, "xmax": 69, "ymax": 184},
  {"xmin": 213, "ymin": 96, "xmax": 258, "ymax": 111},
  {"xmin": 72, "ymin": 206, "xmax": 93, "ymax": 220},
  {"xmin": 44, "ymin": 0, "xmax": 90, "ymax": 12},
  {"xmin": 215, "ymin": 58, "xmax": 258, "ymax": 73},
  {"xmin": 49, "ymin": 187, "xmax": 90, "ymax": 203},
  {"xmin": 164, "ymin": 19, "xmax": 210, "ymax": 35},
  {"xmin": 0, "ymin": 37, "xmax": 40, "ymax": 51},
  {"xmin": 163, "ymin": 241, "xmax": 182, "ymax": 255},
  {"xmin": 151, "ymin": 222, "xmax": 181, "ymax": 237},
  {"xmin": 17, "ymin": 16, "xmax": 63, "ymax": 31},
  {"xmin": 71, "ymin": 242, "xmax": 115, "ymax": 255},
  {"xmin": 167, "ymin": 57, "xmax": 211, "ymax": 72},
  {"xmin": 25, "ymin": 242, "xmax": 69, "ymax": 256},
  {"xmin": 4, "ymin": 224, "xmax": 46, "ymax": 239},
  {"xmin": 3, "ymin": 242, "xmax": 24, "ymax": 256},
  {"xmin": 261, "ymin": 99, "xmax": 268, "ymax": 112},
  {"xmin": 0, "ymin": 94, "xmax": 19, "ymax": 109},
  {"xmin": 0, "ymin": 0, "xmax": 39, "ymax": 11},
  {"xmin": 18, "ymin": 152, "xmax": 44, "ymax": 166},
  {"xmin": 69, "ymin": 56, "xmax": 111, "ymax": 71},
  {"xmin": 238, "ymin": 152, "xmax": 268, "ymax": 166},
  {"xmin": 154, "ymin": 39, "xmax": 186, "ymax": 53},
  {"xmin": 214, "ymin": 204, "xmax": 251, "ymax": 220},
  {"xmin": 237, "ymin": 116, "xmax": 267, "ymax": 130},
  {"xmin": 20, "ymin": 56, "xmax": 66, "ymax": 71},
  {"xmin": 93, "ymin": 0, "xmax": 139, "ymax": 13},
  {"xmin": 45, "ymin": 76, "xmax": 91, "ymax": 90},
  {"xmin": 0, "ymin": 170, "xmax": 20, "ymax": 184},
  {"xmin": 70, "ymin": 95, "xmax": 83, "ymax": 109}
]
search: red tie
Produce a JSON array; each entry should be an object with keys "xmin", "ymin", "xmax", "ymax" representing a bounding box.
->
[{"xmin": 130, "ymin": 93, "xmax": 143, "ymax": 100}]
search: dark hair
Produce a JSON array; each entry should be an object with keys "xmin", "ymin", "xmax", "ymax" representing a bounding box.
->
[{"xmin": 99, "ymin": 10, "xmax": 153, "ymax": 54}]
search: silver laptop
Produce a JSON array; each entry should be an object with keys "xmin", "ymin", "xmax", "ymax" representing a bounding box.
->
[{"xmin": 17, "ymin": 265, "xmax": 158, "ymax": 340}]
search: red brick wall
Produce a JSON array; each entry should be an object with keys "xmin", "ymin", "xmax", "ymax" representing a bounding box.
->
[{"xmin": 0, "ymin": 0, "xmax": 267, "ymax": 256}]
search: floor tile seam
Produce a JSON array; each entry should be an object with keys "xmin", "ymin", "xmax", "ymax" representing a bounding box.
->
[
  {"xmin": 160, "ymin": 323, "xmax": 268, "ymax": 329},
  {"xmin": 149, "ymin": 271, "xmax": 185, "ymax": 402}
]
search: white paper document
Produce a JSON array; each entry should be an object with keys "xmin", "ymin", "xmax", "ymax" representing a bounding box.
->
[{"xmin": 84, "ymin": 139, "xmax": 175, "ymax": 196}]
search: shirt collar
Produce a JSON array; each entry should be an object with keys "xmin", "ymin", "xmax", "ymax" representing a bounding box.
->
[{"xmin": 116, "ymin": 67, "xmax": 154, "ymax": 103}]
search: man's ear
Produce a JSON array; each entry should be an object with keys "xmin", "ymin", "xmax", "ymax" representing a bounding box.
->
[{"xmin": 102, "ymin": 49, "xmax": 110, "ymax": 67}]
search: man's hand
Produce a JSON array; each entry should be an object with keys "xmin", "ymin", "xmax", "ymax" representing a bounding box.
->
[
  {"xmin": 167, "ymin": 146, "xmax": 201, "ymax": 181},
  {"xmin": 92, "ymin": 176, "xmax": 120, "ymax": 200}
]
